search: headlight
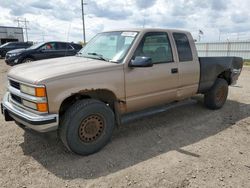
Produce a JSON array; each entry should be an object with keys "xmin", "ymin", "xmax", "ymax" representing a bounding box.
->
[
  {"xmin": 8, "ymin": 53, "xmax": 21, "ymax": 57},
  {"xmin": 20, "ymin": 84, "xmax": 48, "ymax": 112},
  {"xmin": 20, "ymin": 84, "xmax": 46, "ymax": 97},
  {"xmin": 22, "ymin": 99, "xmax": 48, "ymax": 112},
  {"xmin": 20, "ymin": 84, "xmax": 36, "ymax": 96},
  {"xmin": 22, "ymin": 99, "xmax": 37, "ymax": 110}
]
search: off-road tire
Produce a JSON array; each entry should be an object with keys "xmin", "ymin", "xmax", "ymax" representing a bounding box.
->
[
  {"xmin": 204, "ymin": 78, "xmax": 228, "ymax": 110},
  {"xmin": 58, "ymin": 99, "xmax": 115, "ymax": 155}
]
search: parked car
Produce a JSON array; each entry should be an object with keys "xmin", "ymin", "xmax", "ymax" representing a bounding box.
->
[
  {"xmin": 1, "ymin": 28, "xmax": 243, "ymax": 155},
  {"xmin": 0, "ymin": 42, "xmax": 32, "ymax": 58},
  {"xmin": 5, "ymin": 41, "xmax": 82, "ymax": 66}
]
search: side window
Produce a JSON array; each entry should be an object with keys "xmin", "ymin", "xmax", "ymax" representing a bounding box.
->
[
  {"xmin": 173, "ymin": 33, "xmax": 193, "ymax": 62},
  {"xmin": 6, "ymin": 43, "xmax": 15, "ymax": 48},
  {"xmin": 18, "ymin": 43, "xmax": 27, "ymax": 48},
  {"xmin": 57, "ymin": 43, "xmax": 68, "ymax": 50},
  {"xmin": 23, "ymin": 43, "xmax": 31, "ymax": 48},
  {"xmin": 66, "ymin": 44, "xmax": 74, "ymax": 50},
  {"xmin": 40, "ymin": 42, "xmax": 57, "ymax": 50},
  {"xmin": 134, "ymin": 32, "xmax": 173, "ymax": 64}
]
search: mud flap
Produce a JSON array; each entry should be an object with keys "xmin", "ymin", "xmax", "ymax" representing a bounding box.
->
[{"xmin": 1, "ymin": 103, "xmax": 14, "ymax": 121}]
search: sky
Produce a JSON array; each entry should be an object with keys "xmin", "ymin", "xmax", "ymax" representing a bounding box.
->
[{"xmin": 0, "ymin": 0, "xmax": 250, "ymax": 43}]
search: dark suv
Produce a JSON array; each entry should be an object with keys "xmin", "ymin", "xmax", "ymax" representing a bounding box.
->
[
  {"xmin": 0, "ymin": 42, "xmax": 32, "ymax": 58},
  {"xmin": 5, "ymin": 41, "xmax": 82, "ymax": 66}
]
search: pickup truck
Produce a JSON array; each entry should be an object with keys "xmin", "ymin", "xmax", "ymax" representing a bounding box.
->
[{"xmin": 1, "ymin": 28, "xmax": 243, "ymax": 155}]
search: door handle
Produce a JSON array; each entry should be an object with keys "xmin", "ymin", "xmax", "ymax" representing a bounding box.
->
[{"xmin": 171, "ymin": 68, "xmax": 178, "ymax": 74}]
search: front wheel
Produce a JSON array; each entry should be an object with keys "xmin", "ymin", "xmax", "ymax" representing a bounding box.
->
[
  {"xmin": 58, "ymin": 99, "xmax": 115, "ymax": 155},
  {"xmin": 22, "ymin": 58, "xmax": 34, "ymax": 63},
  {"xmin": 204, "ymin": 78, "xmax": 229, "ymax": 110}
]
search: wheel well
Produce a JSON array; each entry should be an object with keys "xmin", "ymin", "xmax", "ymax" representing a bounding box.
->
[
  {"xmin": 218, "ymin": 70, "xmax": 231, "ymax": 85},
  {"xmin": 59, "ymin": 89, "xmax": 117, "ymax": 117}
]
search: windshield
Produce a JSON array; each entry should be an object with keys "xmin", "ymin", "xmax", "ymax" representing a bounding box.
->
[
  {"xmin": 78, "ymin": 31, "xmax": 138, "ymax": 62},
  {"xmin": 27, "ymin": 42, "xmax": 44, "ymax": 50},
  {"xmin": 0, "ymin": 43, "xmax": 10, "ymax": 48}
]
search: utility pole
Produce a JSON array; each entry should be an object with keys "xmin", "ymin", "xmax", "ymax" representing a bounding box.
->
[
  {"xmin": 14, "ymin": 18, "xmax": 29, "ymax": 42},
  {"xmin": 81, "ymin": 0, "xmax": 87, "ymax": 44},
  {"xmin": 15, "ymin": 19, "xmax": 20, "ymax": 27}
]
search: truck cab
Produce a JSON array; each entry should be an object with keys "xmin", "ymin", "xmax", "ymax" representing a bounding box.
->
[{"xmin": 124, "ymin": 30, "xmax": 200, "ymax": 112}]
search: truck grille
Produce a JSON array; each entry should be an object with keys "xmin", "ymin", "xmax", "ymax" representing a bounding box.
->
[
  {"xmin": 9, "ymin": 80, "xmax": 20, "ymax": 90},
  {"xmin": 11, "ymin": 93, "xmax": 22, "ymax": 104}
]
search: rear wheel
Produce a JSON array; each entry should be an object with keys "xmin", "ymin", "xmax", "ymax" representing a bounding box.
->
[
  {"xmin": 204, "ymin": 78, "xmax": 228, "ymax": 110},
  {"xmin": 58, "ymin": 99, "xmax": 115, "ymax": 155}
]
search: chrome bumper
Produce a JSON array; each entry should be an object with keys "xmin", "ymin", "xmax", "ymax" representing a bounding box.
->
[{"xmin": 1, "ymin": 92, "xmax": 58, "ymax": 132}]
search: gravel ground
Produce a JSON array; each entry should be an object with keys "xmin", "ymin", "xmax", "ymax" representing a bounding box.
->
[{"xmin": 0, "ymin": 59, "xmax": 250, "ymax": 188}]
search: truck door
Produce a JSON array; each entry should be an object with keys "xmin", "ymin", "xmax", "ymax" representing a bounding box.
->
[
  {"xmin": 172, "ymin": 33, "xmax": 200, "ymax": 99},
  {"xmin": 125, "ymin": 32, "xmax": 179, "ymax": 113}
]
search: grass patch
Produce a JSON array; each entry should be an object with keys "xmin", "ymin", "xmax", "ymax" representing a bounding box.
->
[{"xmin": 244, "ymin": 60, "xmax": 250, "ymax": 66}]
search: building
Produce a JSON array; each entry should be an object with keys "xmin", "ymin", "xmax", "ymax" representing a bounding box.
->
[{"xmin": 0, "ymin": 26, "xmax": 24, "ymax": 45}]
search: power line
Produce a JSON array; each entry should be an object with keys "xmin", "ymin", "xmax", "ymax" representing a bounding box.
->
[{"xmin": 14, "ymin": 18, "xmax": 29, "ymax": 42}]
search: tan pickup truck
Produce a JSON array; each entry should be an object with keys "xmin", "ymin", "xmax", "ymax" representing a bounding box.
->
[{"xmin": 1, "ymin": 28, "xmax": 243, "ymax": 155}]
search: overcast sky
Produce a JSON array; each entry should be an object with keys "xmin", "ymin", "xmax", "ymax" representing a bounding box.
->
[{"xmin": 0, "ymin": 0, "xmax": 250, "ymax": 43}]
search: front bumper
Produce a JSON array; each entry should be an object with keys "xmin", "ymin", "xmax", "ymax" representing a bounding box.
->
[
  {"xmin": 0, "ymin": 51, "xmax": 5, "ymax": 58},
  {"xmin": 5, "ymin": 56, "xmax": 22, "ymax": 65},
  {"xmin": 1, "ymin": 92, "xmax": 58, "ymax": 132}
]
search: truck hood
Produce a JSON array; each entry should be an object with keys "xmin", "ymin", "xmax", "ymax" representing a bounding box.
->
[{"xmin": 8, "ymin": 56, "xmax": 120, "ymax": 84}]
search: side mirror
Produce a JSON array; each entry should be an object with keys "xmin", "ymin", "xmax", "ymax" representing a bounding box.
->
[{"xmin": 129, "ymin": 56, "xmax": 153, "ymax": 68}]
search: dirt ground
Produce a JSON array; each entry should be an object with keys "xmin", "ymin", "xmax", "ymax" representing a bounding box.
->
[{"xmin": 0, "ymin": 59, "xmax": 250, "ymax": 188}]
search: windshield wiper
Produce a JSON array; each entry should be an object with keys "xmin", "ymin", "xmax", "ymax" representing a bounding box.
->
[{"xmin": 87, "ymin": 52, "xmax": 109, "ymax": 62}]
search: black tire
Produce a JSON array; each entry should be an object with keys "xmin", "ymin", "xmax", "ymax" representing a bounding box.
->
[
  {"xmin": 22, "ymin": 58, "xmax": 34, "ymax": 63},
  {"xmin": 58, "ymin": 99, "xmax": 115, "ymax": 155},
  {"xmin": 204, "ymin": 78, "xmax": 228, "ymax": 110}
]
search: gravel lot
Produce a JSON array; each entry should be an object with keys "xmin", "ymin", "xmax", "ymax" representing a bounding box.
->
[{"xmin": 0, "ymin": 59, "xmax": 250, "ymax": 188}]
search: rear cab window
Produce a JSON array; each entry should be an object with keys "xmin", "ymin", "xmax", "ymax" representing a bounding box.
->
[{"xmin": 173, "ymin": 33, "xmax": 193, "ymax": 62}]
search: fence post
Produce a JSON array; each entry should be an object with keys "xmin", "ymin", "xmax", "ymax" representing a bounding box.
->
[
  {"xmin": 227, "ymin": 42, "xmax": 231, "ymax": 56},
  {"xmin": 206, "ymin": 43, "xmax": 208, "ymax": 56}
]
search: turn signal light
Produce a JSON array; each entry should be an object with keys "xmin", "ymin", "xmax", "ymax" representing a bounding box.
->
[
  {"xmin": 37, "ymin": 103, "xmax": 48, "ymax": 112},
  {"xmin": 35, "ymin": 87, "xmax": 46, "ymax": 97}
]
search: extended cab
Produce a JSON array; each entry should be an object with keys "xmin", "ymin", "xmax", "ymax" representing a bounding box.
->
[{"xmin": 1, "ymin": 29, "xmax": 243, "ymax": 155}]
